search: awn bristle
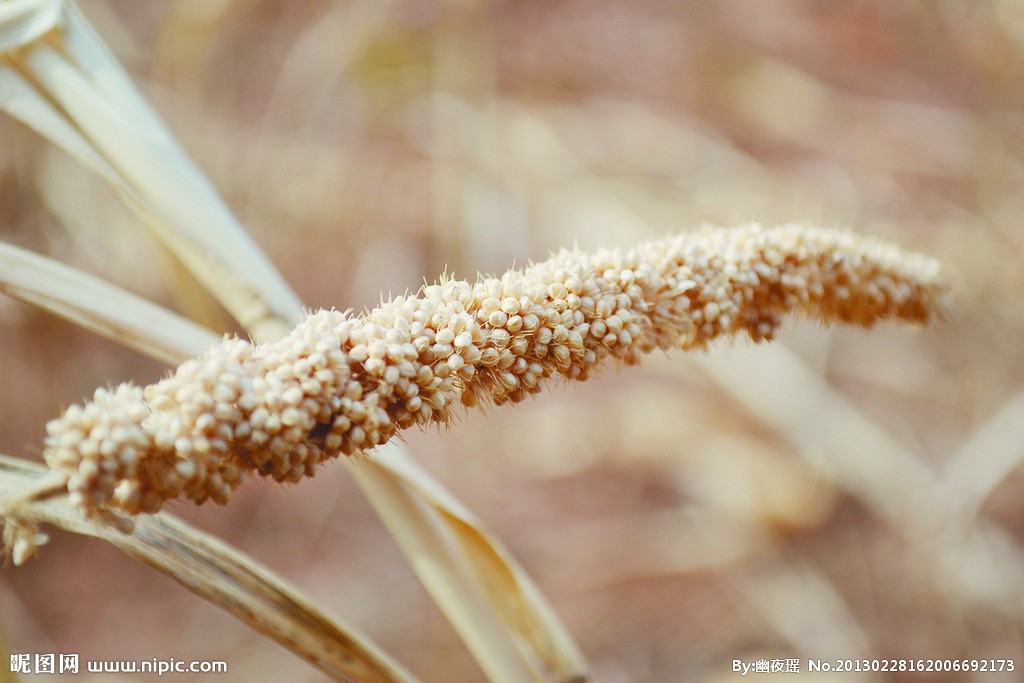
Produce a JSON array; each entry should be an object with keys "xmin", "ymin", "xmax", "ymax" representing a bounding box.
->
[{"xmin": 42, "ymin": 224, "xmax": 949, "ymax": 515}]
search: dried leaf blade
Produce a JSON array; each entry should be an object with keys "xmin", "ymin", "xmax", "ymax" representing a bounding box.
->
[
  {"xmin": 349, "ymin": 445, "xmax": 589, "ymax": 683},
  {"xmin": 0, "ymin": 455, "xmax": 418, "ymax": 683},
  {"xmin": 0, "ymin": 241, "xmax": 219, "ymax": 364}
]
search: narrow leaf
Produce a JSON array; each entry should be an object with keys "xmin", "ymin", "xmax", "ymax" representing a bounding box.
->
[
  {"xmin": 0, "ymin": 1, "xmax": 304, "ymax": 338},
  {"xmin": 0, "ymin": 0, "xmax": 61, "ymax": 52},
  {"xmin": 0, "ymin": 455, "xmax": 419, "ymax": 683},
  {"xmin": 0, "ymin": 241, "xmax": 219, "ymax": 365},
  {"xmin": 348, "ymin": 445, "xmax": 589, "ymax": 683}
]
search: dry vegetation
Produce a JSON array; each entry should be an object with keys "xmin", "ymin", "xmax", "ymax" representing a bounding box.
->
[{"xmin": 1, "ymin": 1, "xmax": 1022, "ymax": 681}]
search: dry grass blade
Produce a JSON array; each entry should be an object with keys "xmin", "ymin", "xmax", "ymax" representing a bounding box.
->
[
  {"xmin": 698, "ymin": 342, "xmax": 1024, "ymax": 617},
  {"xmin": 0, "ymin": 0, "xmax": 59, "ymax": 52},
  {"xmin": 0, "ymin": 47, "xmax": 118, "ymax": 185},
  {"xmin": 699, "ymin": 343, "xmax": 940, "ymax": 529},
  {"xmin": 0, "ymin": 0, "xmax": 304, "ymax": 339},
  {"xmin": 0, "ymin": 455, "xmax": 419, "ymax": 683},
  {"xmin": 347, "ymin": 444, "xmax": 589, "ymax": 683},
  {"xmin": 939, "ymin": 390, "xmax": 1024, "ymax": 531},
  {"xmin": 730, "ymin": 554, "xmax": 870, "ymax": 663},
  {"xmin": 0, "ymin": 241, "xmax": 220, "ymax": 365}
]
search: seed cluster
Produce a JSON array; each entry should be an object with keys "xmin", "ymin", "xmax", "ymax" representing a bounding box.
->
[{"xmin": 42, "ymin": 224, "xmax": 949, "ymax": 516}]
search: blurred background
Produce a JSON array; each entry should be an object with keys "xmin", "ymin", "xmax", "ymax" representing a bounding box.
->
[{"xmin": 2, "ymin": 0, "xmax": 1023, "ymax": 680}]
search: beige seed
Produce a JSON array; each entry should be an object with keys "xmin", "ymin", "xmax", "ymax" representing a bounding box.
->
[{"xmin": 488, "ymin": 310, "xmax": 508, "ymax": 327}]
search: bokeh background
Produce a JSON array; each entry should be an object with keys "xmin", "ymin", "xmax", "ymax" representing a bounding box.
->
[{"xmin": 2, "ymin": 1, "xmax": 1024, "ymax": 680}]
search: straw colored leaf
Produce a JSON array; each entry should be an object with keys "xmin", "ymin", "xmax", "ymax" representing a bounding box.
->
[
  {"xmin": 0, "ymin": 0, "xmax": 60, "ymax": 52},
  {"xmin": 697, "ymin": 342, "xmax": 1024, "ymax": 617},
  {"xmin": 0, "ymin": 0, "xmax": 304, "ymax": 339},
  {"xmin": 939, "ymin": 390, "xmax": 1024, "ymax": 530},
  {"xmin": 730, "ymin": 553, "xmax": 870, "ymax": 662},
  {"xmin": 347, "ymin": 444, "xmax": 589, "ymax": 683},
  {"xmin": 0, "ymin": 454, "xmax": 418, "ymax": 683},
  {"xmin": 0, "ymin": 241, "xmax": 220, "ymax": 365}
]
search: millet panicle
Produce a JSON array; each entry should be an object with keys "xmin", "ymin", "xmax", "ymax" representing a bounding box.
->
[{"xmin": 42, "ymin": 224, "xmax": 950, "ymax": 516}]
